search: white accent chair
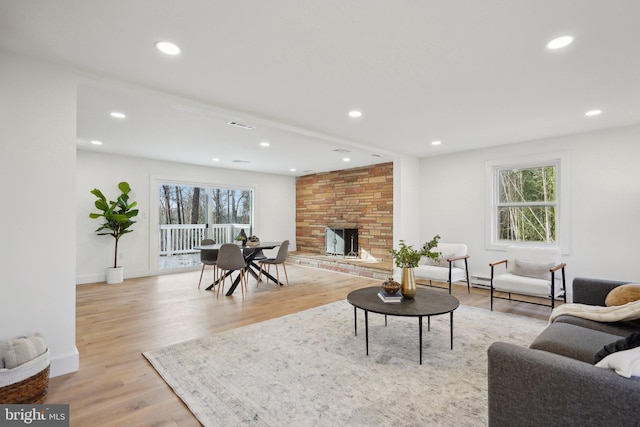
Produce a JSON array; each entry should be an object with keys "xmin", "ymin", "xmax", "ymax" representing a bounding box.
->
[
  {"xmin": 414, "ymin": 243, "xmax": 470, "ymax": 294},
  {"xmin": 489, "ymin": 246, "xmax": 566, "ymax": 310}
]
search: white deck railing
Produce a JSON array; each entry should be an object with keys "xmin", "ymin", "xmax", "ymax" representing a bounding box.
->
[{"xmin": 159, "ymin": 223, "xmax": 251, "ymax": 256}]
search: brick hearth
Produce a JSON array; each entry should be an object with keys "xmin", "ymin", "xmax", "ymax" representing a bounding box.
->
[{"xmin": 288, "ymin": 251, "xmax": 393, "ymax": 281}]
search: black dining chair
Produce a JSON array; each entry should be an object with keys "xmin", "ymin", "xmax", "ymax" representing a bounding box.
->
[
  {"xmin": 257, "ymin": 240, "xmax": 290, "ymax": 289},
  {"xmin": 198, "ymin": 239, "xmax": 218, "ymax": 289},
  {"xmin": 216, "ymin": 243, "xmax": 248, "ymax": 298}
]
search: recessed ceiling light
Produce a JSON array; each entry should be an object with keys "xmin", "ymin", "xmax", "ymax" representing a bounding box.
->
[
  {"xmin": 90, "ymin": 140, "xmax": 102, "ymax": 145},
  {"xmin": 343, "ymin": 157, "xmax": 351, "ymax": 162},
  {"xmin": 155, "ymin": 41, "xmax": 181, "ymax": 55},
  {"xmin": 289, "ymin": 168, "xmax": 297, "ymax": 172},
  {"xmin": 212, "ymin": 158, "xmax": 220, "ymax": 162},
  {"xmin": 110, "ymin": 111, "xmax": 126, "ymax": 119},
  {"xmin": 431, "ymin": 140, "xmax": 442, "ymax": 146},
  {"xmin": 260, "ymin": 141, "xmax": 270, "ymax": 147},
  {"xmin": 585, "ymin": 109, "xmax": 602, "ymax": 117},
  {"xmin": 546, "ymin": 36, "xmax": 573, "ymax": 50},
  {"xmin": 348, "ymin": 110, "xmax": 362, "ymax": 118}
]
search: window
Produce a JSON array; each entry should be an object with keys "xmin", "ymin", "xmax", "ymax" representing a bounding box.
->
[
  {"xmin": 497, "ymin": 165, "xmax": 556, "ymax": 242},
  {"xmin": 486, "ymin": 152, "xmax": 569, "ymax": 253},
  {"xmin": 157, "ymin": 182, "xmax": 254, "ymax": 270}
]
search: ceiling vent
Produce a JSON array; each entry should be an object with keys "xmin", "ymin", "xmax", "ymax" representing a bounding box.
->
[
  {"xmin": 333, "ymin": 148, "xmax": 351, "ymax": 153},
  {"xmin": 232, "ymin": 159, "xmax": 250, "ymax": 163},
  {"xmin": 226, "ymin": 121, "xmax": 254, "ymax": 130}
]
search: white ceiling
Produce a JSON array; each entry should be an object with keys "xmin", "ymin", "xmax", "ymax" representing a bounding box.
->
[{"xmin": 1, "ymin": 1, "xmax": 639, "ymax": 176}]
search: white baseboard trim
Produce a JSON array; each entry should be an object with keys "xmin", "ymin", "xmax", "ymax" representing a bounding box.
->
[
  {"xmin": 76, "ymin": 273, "xmax": 104, "ymax": 284},
  {"xmin": 50, "ymin": 347, "xmax": 79, "ymax": 377},
  {"xmin": 76, "ymin": 268, "xmax": 174, "ymax": 285}
]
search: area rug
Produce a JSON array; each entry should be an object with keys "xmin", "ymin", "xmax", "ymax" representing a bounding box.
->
[{"xmin": 143, "ymin": 300, "xmax": 547, "ymax": 426}]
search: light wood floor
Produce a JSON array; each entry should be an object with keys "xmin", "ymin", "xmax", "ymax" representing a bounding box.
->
[{"xmin": 47, "ymin": 263, "xmax": 553, "ymax": 426}]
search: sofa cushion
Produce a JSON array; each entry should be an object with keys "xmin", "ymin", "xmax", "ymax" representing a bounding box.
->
[
  {"xmin": 414, "ymin": 265, "xmax": 466, "ymax": 282},
  {"xmin": 431, "ymin": 243, "xmax": 467, "ymax": 269},
  {"xmin": 606, "ymin": 284, "xmax": 640, "ymax": 307},
  {"xmin": 505, "ymin": 246, "xmax": 560, "ymax": 275},
  {"xmin": 530, "ymin": 322, "xmax": 622, "ymax": 364},
  {"xmin": 553, "ymin": 314, "xmax": 640, "ymax": 337},
  {"xmin": 594, "ymin": 332, "xmax": 640, "ymax": 364},
  {"xmin": 492, "ymin": 273, "xmax": 552, "ymax": 298}
]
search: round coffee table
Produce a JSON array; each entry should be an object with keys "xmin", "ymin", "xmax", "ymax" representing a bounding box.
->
[{"xmin": 347, "ymin": 286, "xmax": 460, "ymax": 364}]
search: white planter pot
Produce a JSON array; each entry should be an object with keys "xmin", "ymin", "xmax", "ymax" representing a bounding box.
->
[{"xmin": 106, "ymin": 267, "xmax": 124, "ymax": 284}]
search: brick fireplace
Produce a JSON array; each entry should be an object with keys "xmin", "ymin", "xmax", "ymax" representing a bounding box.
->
[{"xmin": 295, "ymin": 162, "xmax": 393, "ymax": 261}]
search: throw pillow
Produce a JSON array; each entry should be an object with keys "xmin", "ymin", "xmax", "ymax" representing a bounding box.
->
[
  {"xmin": 0, "ymin": 341, "xmax": 6, "ymax": 369},
  {"xmin": 594, "ymin": 332, "xmax": 640, "ymax": 364},
  {"xmin": 595, "ymin": 346, "xmax": 640, "ymax": 378},
  {"xmin": 423, "ymin": 253, "xmax": 453, "ymax": 268},
  {"xmin": 511, "ymin": 259, "xmax": 555, "ymax": 280},
  {"xmin": 0, "ymin": 335, "xmax": 47, "ymax": 369},
  {"xmin": 605, "ymin": 284, "xmax": 640, "ymax": 307}
]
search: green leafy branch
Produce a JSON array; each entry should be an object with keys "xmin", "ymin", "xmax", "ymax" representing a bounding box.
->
[{"xmin": 389, "ymin": 234, "xmax": 441, "ymax": 268}]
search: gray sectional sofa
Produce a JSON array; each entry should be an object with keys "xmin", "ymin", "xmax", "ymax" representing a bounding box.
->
[{"xmin": 488, "ymin": 277, "xmax": 640, "ymax": 427}]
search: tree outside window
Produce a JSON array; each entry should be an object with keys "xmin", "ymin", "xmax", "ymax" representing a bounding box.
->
[
  {"xmin": 159, "ymin": 185, "xmax": 252, "ymax": 226},
  {"xmin": 496, "ymin": 164, "xmax": 557, "ymax": 243}
]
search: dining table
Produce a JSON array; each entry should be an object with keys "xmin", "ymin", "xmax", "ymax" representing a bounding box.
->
[{"xmin": 196, "ymin": 241, "xmax": 282, "ymax": 296}]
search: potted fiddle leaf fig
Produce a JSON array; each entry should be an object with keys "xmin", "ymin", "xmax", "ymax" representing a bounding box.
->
[
  {"xmin": 389, "ymin": 235, "xmax": 441, "ymax": 298},
  {"xmin": 89, "ymin": 181, "xmax": 139, "ymax": 284}
]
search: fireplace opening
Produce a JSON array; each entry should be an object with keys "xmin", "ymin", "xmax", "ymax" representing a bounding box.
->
[{"xmin": 325, "ymin": 227, "xmax": 358, "ymax": 257}]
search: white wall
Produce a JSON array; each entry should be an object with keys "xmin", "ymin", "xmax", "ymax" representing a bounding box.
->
[
  {"xmin": 77, "ymin": 150, "xmax": 296, "ymax": 283},
  {"xmin": 0, "ymin": 51, "xmax": 79, "ymax": 376},
  {"xmin": 393, "ymin": 155, "xmax": 421, "ymax": 246},
  {"xmin": 391, "ymin": 155, "xmax": 422, "ymax": 280},
  {"xmin": 419, "ymin": 124, "xmax": 640, "ymax": 298},
  {"xmin": 390, "ymin": 156, "xmax": 424, "ymax": 282}
]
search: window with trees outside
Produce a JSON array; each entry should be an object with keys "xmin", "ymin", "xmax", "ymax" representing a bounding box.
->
[
  {"xmin": 486, "ymin": 152, "xmax": 569, "ymax": 252},
  {"xmin": 497, "ymin": 165, "xmax": 556, "ymax": 242},
  {"xmin": 158, "ymin": 183, "xmax": 253, "ymax": 269}
]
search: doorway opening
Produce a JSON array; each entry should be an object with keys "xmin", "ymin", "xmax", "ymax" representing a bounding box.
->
[{"xmin": 158, "ymin": 182, "xmax": 253, "ymax": 269}]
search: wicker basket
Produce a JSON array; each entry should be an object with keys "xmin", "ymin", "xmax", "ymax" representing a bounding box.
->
[{"xmin": 0, "ymin": 349, "xmax": 50, "ymax": 404}]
